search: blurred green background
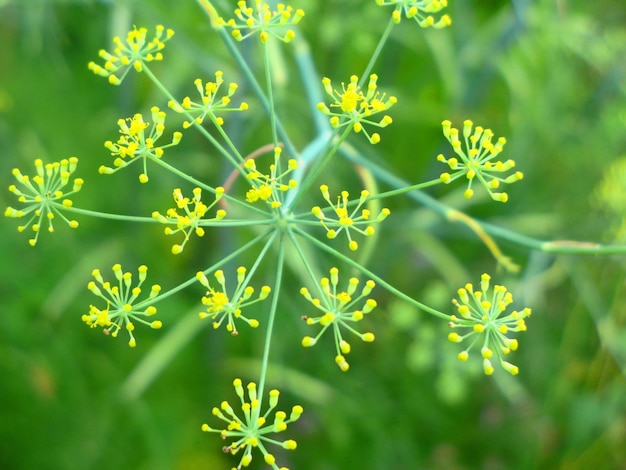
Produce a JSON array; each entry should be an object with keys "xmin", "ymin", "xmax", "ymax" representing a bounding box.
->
[{"xmin": 1, "ymin": 0, "xmax": 625, "ymax": 469}]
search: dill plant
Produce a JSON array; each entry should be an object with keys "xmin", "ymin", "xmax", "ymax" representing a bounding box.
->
[{"xmin": 4, "ymin": 1, "xmax": 626, "ymax": 468}]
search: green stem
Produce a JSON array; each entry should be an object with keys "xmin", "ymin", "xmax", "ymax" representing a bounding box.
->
[
  {"xmin": 212, "ymin": 25, "xmax": 299, "ymax": 161},
  {"xmin": 60, "ymin": 205, "xmax": 157, "ymax": 223},
  {"xmin": 62, "ymin": 202, "xmax": 272, "ymax": 228},
  {"xmin": 257, "ymin": 231, "xmax": 285, "ymax": 400},
  {"xmin": 359, "ymin": 16, "xmax": 396, "ymax": 87},
  {"xmin": 293, "ymin": 227, "xmax": 450, "ymax": 320},
  {"xmin": 366, "ymin": 178, "xmax": 443, "ymax": 200},
  {"xmin": 233, "ymin": 228, "xmax": 278, "ymax": 299},
  {"xmin": 262, "ymin": 43, "xmax": 279, "ymax": 146},
  {"xmin": 285, "ymin": 226, "xmax": 324, "ymax": 298},
  {"xmin": 293, "ymin": 36, "xmax": 328, "ymax": 134},
  {"xmin": 339, "ymin": 144, "xmax": 626, "ymax": 256}
]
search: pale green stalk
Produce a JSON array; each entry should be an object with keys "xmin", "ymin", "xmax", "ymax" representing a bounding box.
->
[
  {"xmin": 359, "ymin": 16, "xmax": 396, "ymax": 87},
  {"xmin": 210, "ymin": 22, "xmax": 299, "ymax": 161},
  {"xmin": 285, "ymin": 226, "xmax": 325, "ymax": 298},
  {"xmin": 262, "ymin": 42, "xmax": 279, "ymax": 147},
  {"xmin": 257, "ymin": 233, "xmax": 285, "ymax": 400},
  {"xmin": 232, "ymin": 228, "xmax": 279, "ymax": 299},
  {"xmin": 340, "ymin": 145, "xmax": 626, "ymax": 256},
  {"xmin": 286, "ymin": 126, "xmax": 353, "ymax": 211}
]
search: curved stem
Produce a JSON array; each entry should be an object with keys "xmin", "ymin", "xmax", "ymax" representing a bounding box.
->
[
  {"xmin": 293, "ymin": 35, "xmax": 329, "ymax": 134},
  {"xmin": 339, "ymin": 143, "xmax": 626, "ymax": 256},
  {"xmin": 286, "ymin": 126, "xmax": 352, "ymax": 211}
]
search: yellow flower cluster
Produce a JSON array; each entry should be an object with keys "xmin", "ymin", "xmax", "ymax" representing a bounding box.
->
[
  {"xmin": 312, "ymin": 185, "xmax": 391, "ymax": 251},
  {"xmin": 217, "ymin": 1, "xmax": 305, "ymax": 43},
  {"xmin": 317, "ymin": 74, "xmax": 397, "ymax": 144},
  {"xmin": 101, "ymin": 107, "xmax": 182, "ymax": 183},
  {"xmin": 244, "ymin": 147, "xmax": 298, "ymax": 208},
  {"xmin": 82, "ymin": 264, "xmax": 162, "ymax": 348},
  {"xmin": 447, "ymin": 273, "xmax": 531, "ymax": 375},
  {"xmin": 88, "ymin": 25, "xmax": 174, "ymax": 85},
  {"xmin": 301, "ymin": 267, "xmax": 377, "ymax": 372},
  {"xmin": 375, "ymin": 0, "xmax": 452, "ymax": 28},
  {"xmin": 152, "ymin": 187, "xmax": 227, "ymax": 254},
  {"xmin": 437, "ymin": 120, "xmax": 524, "ymax": 202},
  {"xmin": 5, "ymin": 158, "xmax": 83, "ymax": 246},
  {"xmin": 202, "ymin": 378, "xmax": 303, "ymax": 469},
  {"xmin": 196, "ymin": 267, "xmax": 271, "ymax": 335},
  {"xmin": 168, "ymin": 72, "xmax": 249, "ymax": 128}
]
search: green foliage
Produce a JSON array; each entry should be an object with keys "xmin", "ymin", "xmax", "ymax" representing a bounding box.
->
[{"xmin": 1, "ymin": 0, "xmax": 626, "ymax": 469}]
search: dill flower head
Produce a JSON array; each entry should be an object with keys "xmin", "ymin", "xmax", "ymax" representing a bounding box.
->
[
  {"xmin": 217, "ymin": 1, "xmax": 305, "ymax": 43},
  {"xmin": 88, "ymin": 25, "xmax": 174, "ymax": 85},
  {"xmin": 152, "ymin": 187, "xmax": 226, "ymax": 254},
  {"xmin": 5, "ymin": 157, "xmax": 83, "ymax": 246},
  {"xmin": 317, "ymin": 74, "xmax": 397, "ymax": 144},
  {"xmin": 100, "ymin": 107, "xmax": 182, "ymax": 183},
  {"xmin": 311, "ymin": 185, "xmax": 390, "ymax": 251},
  {"xmin": 375, "ymin": 0, "xmax": 452, "ymax": 28},
  {"xmin": 82, "ymin": 264, "xmax": 162, "ymax": 348},
  {"xmin": 244, "ymin": 147, "xmax": 298, "ymax": 209},
  {"xmin": 196, "ymin": 267, "xmax": 271, "ymax": 335},
  {"xmin": 167, "ymin": 72, "xmax": 249, "ymax": 129},
  {"xmin": 202, "ymin": 378, "xmax": 303, "ymax": 469},
  {"xmin": 447, "ymin": 273, "xmax": 531, "ymax": 375},
  {"xmin": 301, "ymin": 267, "xmax": 377, "ymax": 372},
  {"xmin": 437, "ymin": 119, "xmax": 524, "ymax": 202}
]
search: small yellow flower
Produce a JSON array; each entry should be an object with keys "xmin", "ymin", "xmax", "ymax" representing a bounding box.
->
[
  {"xmin": 375, "ymin": 0, "xmax": 452, "ymax": 28},
  {"xmin": 447, "ymin": 273, "xmax": 531, "ymax": 375},
  {"xmin": 202, "ymin": 378, "xmax": 303, "ymax": 469},
  {"xmin": 100, "ymin": 107, "xmax": 182, "ymax": 183},
  {"xmin": 82, "ymin": 264, "xmax": 162, "ymax": 347},
  {"xmin": 317, "ymin": 74, "xmax": 397, "ymax": 144},
  {"xmin": 312, "ymin": 185, "xmax": 390, "ymax": 251},
  {"xmin": 5, "ymin": 158, "xmax": 82, "ymax": 246},
  {"xmin": 152, "ymin": 187, "xmax": 226, "ymax": 254},
  {"xmin": 196, "ymin": 267, "xmax": 271, "ymax": 335},
  {"xmin": 301, "ymin": 267, "xmax": 377, "ymax": 371},
  {"xmin": 217, "ymin": 1, "xmax": 305, "ymax": 43},
  {"xmin": 88, "ymin": 25, "xmax": 174, "ymax": 85},
  {"xmin": 244, "ymin": 147, "xmax": 298, "ymax": 209},
  {"xmin": 437, "ymin": 120, "xmax": 523, "ymax": 202},
  {"xmin": 168, "ymin": 72, "xmax": 249, "ymax": 128}
]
